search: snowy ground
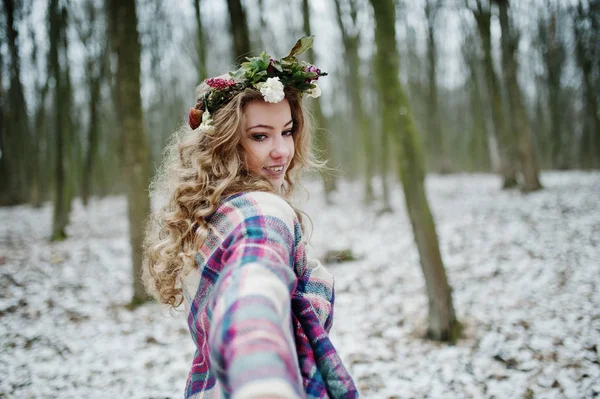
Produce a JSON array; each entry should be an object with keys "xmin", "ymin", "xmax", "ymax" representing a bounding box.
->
[{"xmin": 1, "ymin": 172, "xmax": 599, "ymax": 399}]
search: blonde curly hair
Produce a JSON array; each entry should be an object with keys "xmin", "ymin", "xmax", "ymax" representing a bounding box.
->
[{"xmin": 142, "ymin": 85, "xmax": 315, "ymax": 307}]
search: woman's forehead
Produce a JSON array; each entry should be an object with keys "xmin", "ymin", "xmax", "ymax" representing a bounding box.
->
[{"xmin": 244, "ymin": 99, "xmax": 292, "ymax": 128}]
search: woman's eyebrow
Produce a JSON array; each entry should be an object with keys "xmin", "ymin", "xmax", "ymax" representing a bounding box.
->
[
  {"xmin": 247, "ymin": 119, "xmax": 294, "ymax": 131},
  {"xmin": 247, "ymin": 124, "xmax": 273, "ymax": 131}
]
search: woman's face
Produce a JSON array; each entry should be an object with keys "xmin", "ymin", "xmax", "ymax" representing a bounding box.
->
[{"xmin": 241, "ymin": 99, "xmax": 295, "ymax": 188}]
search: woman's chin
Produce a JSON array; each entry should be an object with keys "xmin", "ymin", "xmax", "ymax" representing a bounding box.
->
[{"xmin": 264, "ymin": 175, "xmax": 285, "ymax": 189}]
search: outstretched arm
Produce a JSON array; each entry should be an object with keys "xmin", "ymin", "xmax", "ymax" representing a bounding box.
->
[{"xmin": 207, "ymin": 193, "xmax": 303, "ymax": 399}]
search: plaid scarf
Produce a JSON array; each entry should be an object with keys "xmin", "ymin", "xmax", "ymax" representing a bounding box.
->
[{"xmin": 181, "ymin": 192, "xmax": 358, "ymax": 398}]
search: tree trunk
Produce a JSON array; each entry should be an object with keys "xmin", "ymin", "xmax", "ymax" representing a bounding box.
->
[
  {"xmin": 31, "ymin": 82, "xmax": 49, "ymax": 207},
  {"xmin": 468, "ymin": 67, "xmax": 491, "ymax": 171},
  {"xmin": 82, "ymin": 71, "xmax": 101, "ymax": 206},
  {"xmin": 425, "ymin": 0, "xmax": 447, "ymax": 173},
  {"xmin": 581, "ymin": 71, "xmax": 600, "ymax": 169},
  {"xmin": 225, "ymin": 0, "xmax": 251, "ymax": 62},
  {"xmin": 574, "ymin": 1, "xmax": 600, "ymax": 169},
  {"xmin": 533, "ymin": 90, "xmax": 549, "ymax": 168},
  {"xmin": 369, "ymin": 0, "xmax": 460, "ymax": 342},
  {"xmin": 461, "ymin": 22, "xmax": 492, "ymax": 171},
  {"xmin": 497, "ymin": 0, "xmax": 542, "ymax": 191},
  {"xmin": 49, "ymin": 0, "xmax": 70, "ymax": 241},
  {"xmin": 334, "ymin": 0, "xmax": 375, "ymax": 203},
  {"xmin": 0, "ymin": 39, "xmax": 5, "ymax": 195},
  {"xmin": 472, "ymin": 1, "xmax": 518, "ymax": 188},
  {"xmin": 79, "ymin": 0, "xmax": 106, "ymax": 206},
  {"xmin": 193, "ymin": 0, "xmax": 207, "ymax": 82},
  {"xmin": 380, "ymin": 133, "xmax": 393, "ymax": 212},
  {"xmin": 302, "ymin": 0, "xmax": 336, "ymax": 200},
  {"xmin": 61, "ymin": 6, "xmax": 76, "ymax": 218},
  {"xmin": 1, "ymin": 0, "xmax": 31, "ymax": 205},
  {"xmin": 109, "ymin": 0, "xmax": 152, "ymax": 306},
  {"xmin": 544, "ymin": 12, "xmax": 566, "ymax": 169}
]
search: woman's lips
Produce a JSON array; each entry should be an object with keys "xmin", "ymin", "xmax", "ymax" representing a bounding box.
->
[{"xmin": 263, "ymin": 165, "xmax": 285, "ymax": 173}]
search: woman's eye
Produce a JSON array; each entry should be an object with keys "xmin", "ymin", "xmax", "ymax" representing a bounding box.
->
[
  {"xmin": 251, "ymin": 134, "xmax": 267, "ymax": 141},
  {"xmin": 282, "ymin": 129, "xmax": 294, "ymax": 137}
]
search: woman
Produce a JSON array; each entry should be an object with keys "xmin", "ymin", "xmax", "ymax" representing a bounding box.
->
[{"xmin": 143, "ymin": 37, "xmax": 358, "ymax": 399}]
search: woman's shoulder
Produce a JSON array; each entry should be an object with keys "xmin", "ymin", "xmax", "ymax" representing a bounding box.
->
[{"xmin": 214, "ymin": 191, "xmax": 297, "ymax": 230}]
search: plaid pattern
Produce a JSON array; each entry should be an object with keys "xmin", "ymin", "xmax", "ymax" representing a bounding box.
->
[{"xmin": 181, "ymin": 192, "xmax": 358, "ymax": 398}]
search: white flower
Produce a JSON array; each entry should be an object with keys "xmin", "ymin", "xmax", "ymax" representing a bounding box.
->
[
  {"xmin": 199, "ymin": 110, "xmax": 215, "ymax": 134},
  {"xmin": 306, "ymin": 83, "xmax": 322, "ymax": 99},
  {"xmin": 260, "ymin": 77, "xmax": 285, "ymax": 103}
]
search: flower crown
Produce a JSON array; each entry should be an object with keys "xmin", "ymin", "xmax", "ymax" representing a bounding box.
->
[{"xmin": 188, "ymin": 36, "xmax": 327, "ymax": 131}]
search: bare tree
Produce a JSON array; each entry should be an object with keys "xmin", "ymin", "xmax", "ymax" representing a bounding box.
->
[
  {"xmin": 538, "ymin": 4, "xmax": 567, "ymax": 169},
  {"xmin": 334, "ymin": 0, "xmax": 376, "ymax": 203},
  {"xmin": 108, "ymin": 0, "xmax": 152, "ymax": 306},
  {"xmin": 226, "ymin": 0, "xmax": 251, "ymax": 62},
  {"xmin": 0, "ymin": 0, "xmax": 31, "ymax": 205},
  {"xmin": 424, "ymin": 0, "xmax": 448, "ymax": 173},
  {"xmin": 369, "ymin": 0, "xmax": 460, "ymax": 342},
  {"xmin": 0, "ymin": 20, "xmax": 5, "ymax": 199},
  {"xmin": 460, "ymin": 19, "xmax": 493, "ymax": 171},
  {"xmin": 75, "ymin": 0, "xmax": 108, "ymax": 206},
  {"xmin": 193, "ymin": 0, "xmax": 207, "ymax": 82},
  {"xmin": 26, "ymin": 7, "xmax": 49, "ymax": 208},
  {"xmin": 302, "ymin": 0, "xmax": 336, "ymax": 200},
  {"xmin": 496, "ymin": 0, "xmax": 542, "ymax": 191},
  {"xmin": 49, "ymin": 0, "xmax": 73, "ymax": 241},
  {"xmin": 573, "ymin": 0, "xmax": 600, "ymax": 168},
  {"xmin": 468, "ymin": 0, "xmax": 519, "ymax": 188}
]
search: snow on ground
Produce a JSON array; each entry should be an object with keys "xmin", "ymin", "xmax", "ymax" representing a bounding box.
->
[{"xmin": 1, "ymin": 172, "xmax": 599, "ymax": 399}]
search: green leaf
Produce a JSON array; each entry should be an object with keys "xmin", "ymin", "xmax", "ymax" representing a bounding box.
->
[
  {"xmin": 252, "ymin": 70, "xmax": 267, "ymax": 83},
  {"xmin": 280, "ymin": 55, "xmax": 296, "ymax": 65},
  {"xmin": 271, "ymin": 60, "xmax": 283, "ymax": 72},
  {"xmin": 250, "ymin": 58, "xmax": 262, "ymax": 70},
  {"xmin": 292, "ymin": 71, "xmax": 306, "ymax": 80},
  {"xmin": 286, "ymin": 36, "xmax": 314, "ymax": 58},
  {"xmin": 229, "ymin": 69, "xmax": 245, "ymax": 81},
  {"xmin": 259, "ymin": 52, "xmax": 271, "ymax": 67}
]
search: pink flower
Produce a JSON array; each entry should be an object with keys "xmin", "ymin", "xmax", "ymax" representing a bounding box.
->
[
  {"xmin": 305, "ymin": 65, "xmax": 321, "ymax": 74},
  {"xmin": 304, "ymin": 65, "xmax": 322, "ymax": 82},
  {"xmin": 204, "ymin": 78, "xmax": 236, "ymax": 90}
]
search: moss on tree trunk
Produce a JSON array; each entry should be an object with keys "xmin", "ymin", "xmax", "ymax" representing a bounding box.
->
[{"xmin": 369, "ymin": 0, "xmax": 460, "ymax": 343}]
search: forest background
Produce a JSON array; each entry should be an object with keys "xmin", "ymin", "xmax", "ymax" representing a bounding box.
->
[{"xmin": 1, "ymin": 0, "xmax": 599, "ymax": 397}]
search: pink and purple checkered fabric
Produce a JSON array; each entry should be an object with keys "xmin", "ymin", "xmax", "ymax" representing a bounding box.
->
[{"xmin": 181, "ymin": 192, "xmax": 358, "ymax": 398}]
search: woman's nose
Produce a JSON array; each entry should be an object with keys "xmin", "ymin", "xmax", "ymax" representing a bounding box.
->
[{"xmin": 270, "ymin": 137, "xmax": 290, "ymax": 158}]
